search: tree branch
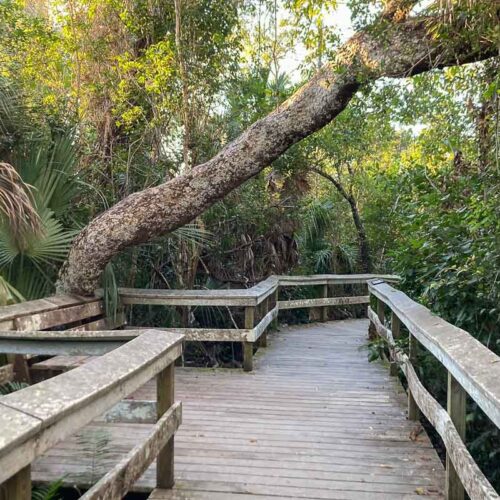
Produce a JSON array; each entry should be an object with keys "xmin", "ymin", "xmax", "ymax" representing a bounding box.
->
[{"xmin": 58, "ymin": 2, "xmax": 498, "ymax": 294}]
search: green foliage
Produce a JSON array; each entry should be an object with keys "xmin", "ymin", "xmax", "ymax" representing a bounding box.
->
[
  {"xmin": 0, "ymin": 380, "xmax": 29, "ymax": 395},
  {"xmin": 0, "ymin": 0, "xmax": 498, "ymax": 489},
  {"xmin": 31, "ymin": 479, "xmax": 64, "ymax": 500}
]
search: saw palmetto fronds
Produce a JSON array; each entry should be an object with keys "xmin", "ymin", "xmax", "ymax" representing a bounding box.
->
[{"xmin": 0, "ymin": 162, "xmax": 42, "ymax": 242}]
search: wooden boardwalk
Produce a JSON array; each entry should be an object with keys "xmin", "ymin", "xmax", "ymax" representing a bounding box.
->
[{"xmin": 32, "ymin": 319, "xmax": 445, "ymax": 499}]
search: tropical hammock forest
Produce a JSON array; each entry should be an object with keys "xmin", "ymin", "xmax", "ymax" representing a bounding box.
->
[{"xmin": 0, "ymin": 0, "xmax": 499, "ymax": 499}]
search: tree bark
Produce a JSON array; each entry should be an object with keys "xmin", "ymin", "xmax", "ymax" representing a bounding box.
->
[
  {"xmin": 310, "ymin": 167, "xmax": 372, "ymax": 273},
  {"xmin": 58, "ymin": 6, "xmax": 497, "ymax": 295}
]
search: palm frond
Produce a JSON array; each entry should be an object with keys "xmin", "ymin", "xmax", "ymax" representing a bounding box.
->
[
  {"xmin": 0, "ymin": 162, "xmax": 41, "ymax": 239},
  {"xmin": 300, "ymin": 200, "xmax": 334, "ymax": 249},
  {"xmin": 171, "ymin": 223, "xmax": 213, "ymax": 247},
  {"xmin": 15, "ymin": 132, "xmax": 79, "ymax": 216},
  {"xmin": 0, "ymin": 273, "xmax": 24, "ymax": 305},
  {"xmin": 0, "ymin": 208, "xmax": 76, "ymax": 266}
]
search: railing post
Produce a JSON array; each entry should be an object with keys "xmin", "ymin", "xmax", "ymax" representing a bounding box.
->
[
  {"xmin": 408, "ymin": 333, "xmax": 420, "ymax": 421},
  {"xmin": 260, "ymin": 298, "xmax": 269, "ymax": 348},
  {"xmin": 243, "ymin": 306, "xmax": 255, "ymax": 372},
  {"xmin": 368, "ymin": 291, "xmax": 376, "ymax": 340},
  {"xmin": 390, "ymin": 312, "xmax": 400, "ymax": 376},
  {"xmin": 157, "ymin": 362, "xmax": 175, "ymax": 488},
  {"xmin": 272, "ymin": 288, "xmax": 279, "ymax": 329},
  {"xmin": 446, "ymin": 373, "xmax": 466, "ymax": 500},
  {"xmin": 0, "ymin": 465, "xmax": 31, "ymax": 500},
  {"xmin": 321, "ymin": 283, "xmax": 328, "ymax": 322},
  {"xmin": 377, "ymin": 297, "xmax": 385, "ymax": 324}
]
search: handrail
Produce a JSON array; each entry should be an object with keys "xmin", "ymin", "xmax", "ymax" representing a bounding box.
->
[
  {"xmin": 367, "ymin": 280, "xmax": 500, "ymax": 500},
  {"xmin": 0, "ymin": 274, "xmax": 398, "ymax": 372},
  {"xmin": 0, "ymin": 329, "xmax": 184, "ymax": 498},
  {"xmin": 109, "ymin": 273, "xmax": 399, "ymax": 306}
]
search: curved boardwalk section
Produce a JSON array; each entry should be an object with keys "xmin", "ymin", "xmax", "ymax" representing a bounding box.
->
[{"xmin": 33, "ymin": 319, "xmax": 444, "ymax": 499}]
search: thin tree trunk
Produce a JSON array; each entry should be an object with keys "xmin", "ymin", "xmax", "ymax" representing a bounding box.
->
[
  {"xmin": 58, "ymin": 4, "xmax": 497, "ymax": 295},
  {"xmin": 310, "ymin": 167, "xmax": 372, "ymax": 272},
  {"xmin": 174, "ymin": 0, "xmax": 194, "ymax": 170}
]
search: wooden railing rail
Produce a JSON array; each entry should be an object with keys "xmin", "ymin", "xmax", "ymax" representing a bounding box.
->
[
  {"xmin": 116, "ymin": 273, "xmax": 398, "ymax": 371},
  {"xmin": 367, "ymin": 279, "xmax": 500, "ymax": 500},
  {"xmin": 0, "ymin": 329, "xmax": 184, "ymax": 500}
]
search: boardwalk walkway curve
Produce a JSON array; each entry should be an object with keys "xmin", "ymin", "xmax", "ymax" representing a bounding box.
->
[{"xmin": 0, "ymin": 274, "xmax": 498, "ymax": 500}]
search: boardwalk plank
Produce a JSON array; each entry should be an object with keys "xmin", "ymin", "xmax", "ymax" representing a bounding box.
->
[{"xmin": 31, "ymin": 319, "xmax": 445, "ymax": 498}]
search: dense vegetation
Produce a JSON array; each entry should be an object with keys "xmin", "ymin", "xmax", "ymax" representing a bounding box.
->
[{"xmin": 0, "ymin": 0, "xmax": 498, "ymax": 492}]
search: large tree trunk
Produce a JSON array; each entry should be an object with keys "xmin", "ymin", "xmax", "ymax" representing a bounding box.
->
[{"xmin": 58, "ymin": 5, "xmax": 497, "ymax": 295}]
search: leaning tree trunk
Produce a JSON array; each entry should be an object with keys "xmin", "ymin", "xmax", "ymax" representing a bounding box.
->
[
  {"xmin": 309, "ymin": 167, "xmax": 372, "ymax": 273},
  {"xmin": 58, "ymin": 3, "xmax": 498, "ymax": 295}
]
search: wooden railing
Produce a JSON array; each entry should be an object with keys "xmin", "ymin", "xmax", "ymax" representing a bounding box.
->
[
  {"xmin": 0, "ymin": 329, "xmax": 183, "ymax": 500},
  {"xmin": 368, "ymin": 279, "xmax": 500, "ymax": 500},
  {"xmin": 116, "ymin": 273, "xmax": 398, "ymax": 371}
]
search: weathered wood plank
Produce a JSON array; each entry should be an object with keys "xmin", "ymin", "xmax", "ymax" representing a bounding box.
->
[
  {"xmin": 68, "ymin": 312, "xmax": 127, "ymax": 331},
  {"xmin": 32, "ymin": 320, "xmax": 444, "ymax": 499},
  {"xmin": 278, "ymin": 296, "xmax": 369, "ymax": 310},
  {"xmin": 369, "ymin": 280, "xmax": 500, "ymax": 429},
  {"xmin": 0, "ymin": 295, "xmax": 95, "ymax": 323},
  {"xmin": 15, "ymin": 301, "xmax": 104, "ymax": 331},
  {"xmin": 0, "ymin": 330, "xmax": 183, "ymax": 484},
  {"xmin": 157, "ymin": 364, "xmax": 176, "ymax": 489},
  {"xmin": 0, "ymin": 464, "xmax": 31, "ymax": 500},
  {"xmin": 243, "ymin": 306, "xmax": 255, "ymax": 372},
  {"xmin": 81, "ymin": 402, "xmax": 181, "ymax": 500},
  {"xmin": 99, "ymin": 400, "xmax": 157, "ymax": 424},
  {"xmin": 369, "ymin": 308, "xmax": 499, "ymax": 500},
  {"xmin": 248, "ymin": 306, "xmax": 278, "ymax": 342},
  {"xmin": 0, "ymin": 363, "xmax": 13, "ymax": 384},
  {"xmin": 446, "ymin": 373, "xmax": 466, "ymax": 500},
  {"xmin": 278, "ymin": 274, "xmax": 400, "ymax": 286}
]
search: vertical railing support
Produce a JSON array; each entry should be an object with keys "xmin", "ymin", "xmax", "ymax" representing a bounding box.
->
[
  {"xmin": 157, "ymin": 363, "xmax": 175, "ymax": 488},
  {"xmin": 368, "ymin": 291, "xmax": 376, "ymax": 340},
  {"xmin": 408, "ymin": 333, "xmax": 420, "ymax": 421},
  {"xmin": 321, "ymin": 283, "xmax": 328, "ymax": 322},
  {"xmin": 272, "ymin": 288, "xmax": 279, "ymax": 330},
  {"xmin": 260, "ymin": 298, "xmax": 269, "ymax": 348},
  {"xmin": 377, "ymin": 298, "xmax": 385, "ymax": 325},
  {"xmin": 446, "ymin": 373, "xmax": 466, "ymax": 500},
  {"xmin": 390, "ymin": 312, "xmax": 401, "ymax": 376},
  {"xmin": 243, "ymin": 306, "xmax": 255, "ymax": 372},
  {"xmin": 0, "ymin": 465, "xmax": 31, "ymax": 500}
]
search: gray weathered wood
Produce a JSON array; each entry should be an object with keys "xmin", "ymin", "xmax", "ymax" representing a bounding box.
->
[
  {"xmin": 0, "ymin": 330, "xmax": 183, "ymax": 484},
  {"xmin": 243, "ymin": 307, "xmax": 255, "ymax": 372},
  {"xmin": 32, "ymin": 320, "xmax": 446, "ymax": 499},
  {"xmin": 100, "ymin": 400, "xmax": 157, "ymax": 424},
  {"xmin": 446, "ymin": 373, "xmax": 466, "ymax": 500},
  {"xmin": 0, "ymin": 295, "xmax": 96, "ymax": 323},
  {"xmin": 389, "ymin": 312, "xmax": 401, "ymax": 376},
  {"xmin": 278, "ymin": 296, "xmax": 369, "ymax": 310},
  {"xmin": 0, "ymin": 465, "xmax": 31, "ymax": 500},
  {"xmin": 408, "ymin": 334, "xmax": 419, "ymax": 421},
  {"xmin": 14, "ymin": 301, "xmax": 104, "ymax": 331},
  {"xmin": 369, "ymin": 280, "xmax": 500, "ymax": 429},
  {"xmin": 82, "ymin": 403, "xmax": 182, "ymax": 500},
  {"xmin": 248, "ymin": 306, "xmax": 278, "ymax": 342},
  {"xmin": 369, "ymin": 307, "xmax": 499, "ymax": 500},
  {"xmin": 157, "ymin": 363, "xmax": 176, "ymax": 489},
  {"xmin": 0, "ymin": 363, "xmax": 13, "ymax": 384},
  {"xmin": 320, "ymin": 284, "xmax": 328, "ymax": 322}
]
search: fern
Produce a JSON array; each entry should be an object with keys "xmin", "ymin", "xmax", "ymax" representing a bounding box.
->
[
  {"xmin": 0, "ymin": 380, "xmax": 29, "ymax": 395},
  {"xmin": 31, "ymin": 478, "xmax": 64, "ymax": 500}
]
